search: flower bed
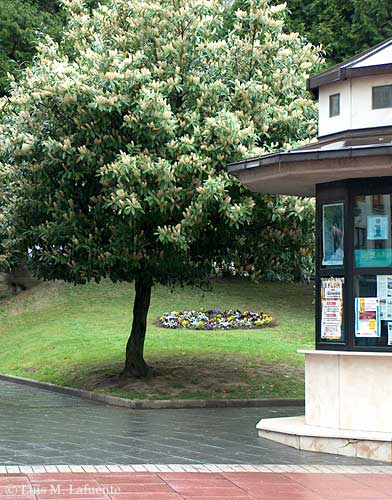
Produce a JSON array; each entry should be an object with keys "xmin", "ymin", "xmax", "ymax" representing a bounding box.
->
[{"xmin": 158, "ymin": 309, "xmax": 274, "ymax": 330}]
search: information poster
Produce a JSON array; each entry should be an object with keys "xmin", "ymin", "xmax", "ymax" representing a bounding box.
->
[
  {"xmin": 379, "ymin": 299, "xmax": 392, "ymax": 321},
  {"xmin": 377, "ymin": 275, "xmax": 392, "ymax": 298},
  {"xmin": 322, "ymin": 203, "xmax": 344, "ymax": 266},
  {"xmin": 388, "ymin": 323, "xmax": 392, "ymax": 346},
  {"xmin": 377, "ymin": 275, "xmax": 392, "ymax": 321},
  {"xmin": 367, "ymin": 215, "xmax": 389, "ymax": 241},
  {"xmin": 321, "ymin": 278, "xmax": 343, "ymax": 340},
  {"xmin": 355, "ymin": 297, "xmax": 381, "ymax": 337}
]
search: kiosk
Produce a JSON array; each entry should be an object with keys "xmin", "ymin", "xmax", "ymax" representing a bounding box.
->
[{"xmin": 228, "ymin": 38, "xmax": 392, "ymax": 462}]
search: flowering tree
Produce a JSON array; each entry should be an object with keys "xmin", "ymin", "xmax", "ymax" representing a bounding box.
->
[
  {"xmin": 231, "ymin": 195, "xmax": 316, "ymax": 282},
  {"xmin": 0, "ymin": 0, "xmax": 321, "ymax": 377}
]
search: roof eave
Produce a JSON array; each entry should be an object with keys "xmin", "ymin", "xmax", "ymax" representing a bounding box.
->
[
  {"xmin": 307, "ymin": 37, "xmax": 392, "ymax": 94},
  {"xmin": 228, "ymin": 144, "xmax": 392, "ymax": 174},
  {"xmin": 308, "ymin": 65, "xmax": 392, "ymax": 94}
]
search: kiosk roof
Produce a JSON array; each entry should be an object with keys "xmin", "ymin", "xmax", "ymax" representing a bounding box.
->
[{"xmin": 228, "ymin": 127, "xmax": 392, "ymax": 196}]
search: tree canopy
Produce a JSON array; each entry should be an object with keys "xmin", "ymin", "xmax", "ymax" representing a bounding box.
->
[
  {"xmin": 2, "ymin": 0, "xmax": 391, "ymax": 102},
  {"xmin": 0, "ymin": 0, "xmax": 62, "ymax": 96},
  {"xmin": 284, "ymin": 0, "xmax": 392, "ymax": 65},
  {"xmin": 3, "ymin": 0, "xmax": 392, "ymax": 101},
  {"xmin": 0, "ymin": 0, "xmax": 105, "ymax": 96},
  {"xmin": 0, "ymin": 0, "xmax": 321, "ymax": 376}
]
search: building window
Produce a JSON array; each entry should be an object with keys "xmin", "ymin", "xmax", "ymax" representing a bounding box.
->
[
  {"xmin": 329, "ymin": 93, "xmax": 340, "ymax": 117},
  {"xmin": 372, "ymin": 85, "xmax": 392, "ymax": 109}
]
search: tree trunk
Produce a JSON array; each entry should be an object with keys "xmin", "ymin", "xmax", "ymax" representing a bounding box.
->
[{"xmin": 123, "ymin": 277, "xmax": 152, "ymax": 378}]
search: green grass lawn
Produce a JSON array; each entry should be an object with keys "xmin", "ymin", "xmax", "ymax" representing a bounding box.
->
[{"xmin": 0, "ymin": 279, "xmax": 314, "ymax": 399}]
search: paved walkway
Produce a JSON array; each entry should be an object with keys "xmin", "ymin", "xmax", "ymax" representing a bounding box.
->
[
  {"xmin": 2, "ymin": 471, "xmax": 392, "ymax": 500},
  {"xmin": 2, "ymin": 379, "xmax": 390, "ymax": 499},
  {"xmin": 0, "ymin": 380, "xmax": 384, "ymax": 466}
]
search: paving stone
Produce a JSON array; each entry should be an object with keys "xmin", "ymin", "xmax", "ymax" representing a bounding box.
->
[
  {"xmin": 2, "ymin": 472, "xmax": 391, "ymax": 500},
  {"xmin": 0, "ymin": 380, "xmax": 386, "ymax": 466}
]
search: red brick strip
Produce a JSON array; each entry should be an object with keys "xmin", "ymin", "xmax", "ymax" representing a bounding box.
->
[{"xmin": 0, "ymin": 472, "xmax": 391, "ymax": 500}]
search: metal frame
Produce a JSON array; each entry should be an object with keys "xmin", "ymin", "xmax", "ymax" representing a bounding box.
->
[
  {"xmin": 316, "ymin": 176, "xmax": 392, "ymax": 351},
  {"xmin": 372, "ymin": 84, "xmax": 392, "ymax": 110},
  {"xmin": 329, "ymin": 93, "xmax": 341, "ymax": 117}
]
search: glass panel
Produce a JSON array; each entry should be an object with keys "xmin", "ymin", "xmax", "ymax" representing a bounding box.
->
[
  {"xmin": 329, "ymin": 93, "xmax": 340, "ymax": 117},
  {"xmin": 354, "ymin": 194, "xmax": 392, "ymax": 267},
  {"xmin": 320, "ymin": 277, "xmax": 344, "ymax": 343},
  {"xmin": 373, "ymin": 85, "xmax": 392, "ymax": 109},
  {"xmin": 322, "ymin": 203, "xmax": 344, "ymax": 268},
  {"xmin": 354, "ymin": 275, "xmax": 392, "ymax": 348}
]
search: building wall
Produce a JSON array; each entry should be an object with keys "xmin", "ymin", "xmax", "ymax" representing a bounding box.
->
[{"xmin": 319, "ymin": 74, "xmax": 392, "ymax": 137}]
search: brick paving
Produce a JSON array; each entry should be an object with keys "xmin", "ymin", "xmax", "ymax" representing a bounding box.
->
[{"xmin": 1, "ymin": 471, "xmax": 392, "ymax": 500}]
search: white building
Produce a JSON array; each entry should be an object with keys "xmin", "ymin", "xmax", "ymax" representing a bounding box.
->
[{"xmin": 314, "ymin": 39, "xmax": 392, "ymax": 137}]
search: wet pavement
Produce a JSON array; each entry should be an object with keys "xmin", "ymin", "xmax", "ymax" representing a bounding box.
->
[{"xmin": 0, "ymin": 380, "xmax": 384, "ymax": 466}]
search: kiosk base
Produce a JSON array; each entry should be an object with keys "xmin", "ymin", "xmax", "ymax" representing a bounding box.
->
[
  {"xmin": 257, "ymin": 349, "xmax": 392, "ymax": 462},
  {"xmin": 257, "ymin": 415, "xmax": 392, "ymax": 461}
]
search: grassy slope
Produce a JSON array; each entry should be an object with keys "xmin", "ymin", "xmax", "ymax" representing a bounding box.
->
[{"xmin": 0, "ymin": 279, "xmax": 314, "ymax": 399}]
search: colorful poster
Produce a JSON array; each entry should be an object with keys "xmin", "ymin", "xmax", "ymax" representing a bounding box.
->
[
  {"xmin": 367, "ymin": 215, "xmax": 389, "ymax": 241},
  {"xmin": 322, "ymin": 203, "xmax": 344, "ymax": 266},
  {"xmin": 321, "ymin": 278, "xmax": 343, "ymax": 340},
  {"xmin": 355, "ymin": 297, "xmax": 381, "ymax": 337},
  {"xmin": 388, "ymin": 322, "xmax": 392, "ymax": 346}
]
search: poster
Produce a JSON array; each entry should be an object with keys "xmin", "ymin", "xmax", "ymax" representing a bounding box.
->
[
  {"xmin": 377, "ymin": 275, "xmax": 392, "ymax": 320},
  {"xmin": 323, "ymin": 279, "xmax": 343, "ymax": 300},
  {"xmin": 322, "ymin": 203, "xmax": 344, "ymax": 266},
  {"xmin": 377, "ymin": 275, "xmax": 392, "ymax": 298},
  {"xmin": 367, "ymin": 215, "xmax": 389, "ymax": 241},
  {"xmin": 388, "ymin": 322, "xmax": 392, "ymax": 346},
  {"xmin": 321, "ymin": 278, "xmax": 343, "ymax": 340},
  {"xmin": 379, "ymin": 299, "xmax": 392, "ymax": 321},
  {"xmin": 355, "ymin": 297, "xmax": 380, "ymax": 337},
  {"xmin": 321, "ymin": 301, "xmax": 343, "ymax": 339}
]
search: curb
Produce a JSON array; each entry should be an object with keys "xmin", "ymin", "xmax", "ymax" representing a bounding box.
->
[
  {"xmin": 0, "ymin": 373, "xmax": 305, "ymax": 410},
  {"xmin": 0, "ymin": 465, "xmax": 388, "ymax": 474}
]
